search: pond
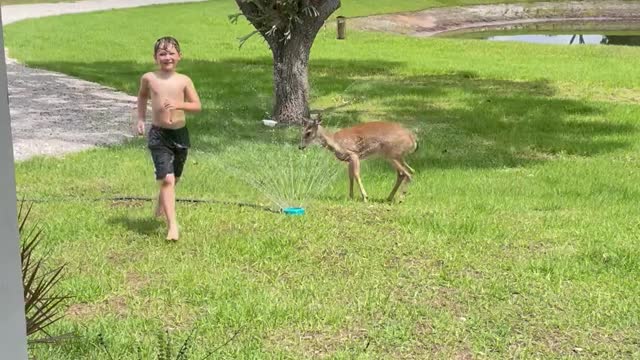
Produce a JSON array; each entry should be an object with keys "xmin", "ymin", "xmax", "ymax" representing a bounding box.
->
[{"xmin": 439, "ymin": 20, "xmax": 640, "ymax": 46}]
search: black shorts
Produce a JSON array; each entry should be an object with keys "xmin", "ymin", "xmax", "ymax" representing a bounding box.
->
[{"xmin": 148, "ymin": 125, "xmax": 190, "ymax": 180}]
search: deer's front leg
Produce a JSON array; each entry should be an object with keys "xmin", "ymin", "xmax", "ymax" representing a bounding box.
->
[{"xmin": 349, "ymin": 155, "xmax": 367, "ymax": 202}]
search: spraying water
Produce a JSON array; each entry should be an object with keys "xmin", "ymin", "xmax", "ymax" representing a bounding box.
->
[{"xmin": 213, "ymin": 139, "xmax": 341, "ymax": 212}]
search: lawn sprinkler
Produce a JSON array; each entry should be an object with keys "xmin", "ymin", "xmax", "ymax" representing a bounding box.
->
[
  {"xmin": 262, "ymin": 119, "xmax": 277, "ymax": 127},
  {"xmin": 282, "ymin": 207, "xmax": 305, "ymax": 216}
]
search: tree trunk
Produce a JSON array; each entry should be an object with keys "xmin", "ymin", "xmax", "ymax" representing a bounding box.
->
[
  {"xmin": 235, "ymin": 0, "xmax": 341, "ymax": 124},
  {"xmin": 270, "ymin": 35, "xmax": 312, "ymax": 124}
]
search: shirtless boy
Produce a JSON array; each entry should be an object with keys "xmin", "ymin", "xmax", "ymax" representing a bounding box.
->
[{"xmin": 136, "ymin": 36, "xmax": 201, "ymax": 241}]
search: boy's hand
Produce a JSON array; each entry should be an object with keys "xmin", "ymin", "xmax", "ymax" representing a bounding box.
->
[
  {"xmin": 163, "ymin": 98, "xmax": 178, "ymax": 111},
  {"xmin": 136, "ymin": 120, "xmax": 145, "ymax": 135}
]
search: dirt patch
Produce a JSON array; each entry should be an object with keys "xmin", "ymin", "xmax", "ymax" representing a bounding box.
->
[
  {"xmin": 265, "ymin": 326, "xmax": 369, "ymax": 358},
  {"xmin": 124, "ymin": 271, "xmax": 151, "ymax": 292},
  {"xmin": 65, "ymin": 271, "xmax": 150, "ymax": 320},
  {"xmin": 65, "ymin": 295, "xmax": 128, "ymax": 320},
  {"xmin": 66, "ymin": 303, "xmax": 98, "ymax": 320},
  {"xmin": 346, "ymin": 1, "xmax": 640, "ymax": 37}
]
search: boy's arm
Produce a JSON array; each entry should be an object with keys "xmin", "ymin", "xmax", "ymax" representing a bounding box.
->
[
  {"xmin": 137, "ymin": 74, "xmax": 150, "ymax": 121},
  {"xmin": 179, "ymin": 76, "xmax": 201, "ymax": 112},
  {"xmin": 136, "ymin": 74, "xmax": 150, "ymax": 135}
]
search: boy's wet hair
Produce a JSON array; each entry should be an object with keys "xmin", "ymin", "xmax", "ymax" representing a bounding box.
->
[{"xmin": 154, "ymin": 36, "xmax": 181, "ymax": 55}]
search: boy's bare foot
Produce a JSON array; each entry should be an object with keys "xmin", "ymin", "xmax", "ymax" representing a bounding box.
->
[{"xmin": 166, "ymin": 226, "xmax": 179, "ymax": 241}]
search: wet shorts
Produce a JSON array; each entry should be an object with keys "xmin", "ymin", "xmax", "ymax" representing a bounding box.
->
[{"xmin": 148, "ymin": 125, "xmax": 190, "ymax": 180}]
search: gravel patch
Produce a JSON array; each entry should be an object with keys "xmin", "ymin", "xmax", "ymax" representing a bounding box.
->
[{"xmin": 7, "ymin": 55, "xmax": 137, "ymax": 161}]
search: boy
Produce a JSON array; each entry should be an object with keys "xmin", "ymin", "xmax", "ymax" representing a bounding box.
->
[{"xmin": 136, "ymin": 36, "xmax": 201, "ymax": 241}]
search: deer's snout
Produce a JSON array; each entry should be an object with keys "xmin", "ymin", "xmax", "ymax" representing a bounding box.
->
[{"xmin": 298, "ymin": 144, "xmax": 306, "ymax": 150}]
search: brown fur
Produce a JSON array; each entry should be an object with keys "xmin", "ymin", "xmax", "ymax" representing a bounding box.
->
[{"xmin": 299, "ymin": 118, "xmax": 418, "ymax": 202}]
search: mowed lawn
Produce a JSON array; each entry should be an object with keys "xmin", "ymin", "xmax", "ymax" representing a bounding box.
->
[{"xmin": 4, "ymin": 0, "xmax": 640, "ymax": 358}]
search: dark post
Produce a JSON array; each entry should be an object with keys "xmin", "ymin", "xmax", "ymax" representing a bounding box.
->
[{"xmin": 336, "ymin": 16, "xmax": 346, "ymax": 40}]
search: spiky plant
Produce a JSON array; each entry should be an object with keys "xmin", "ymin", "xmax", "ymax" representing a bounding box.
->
[{"xmin": 18, "ymin": 201, "xmax": 70, "ymax": 342}]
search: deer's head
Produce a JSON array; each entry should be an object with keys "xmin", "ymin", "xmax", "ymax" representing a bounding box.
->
[{"xmin": 298, "ymin": 114, "xmax": 322, "ymax": 150}]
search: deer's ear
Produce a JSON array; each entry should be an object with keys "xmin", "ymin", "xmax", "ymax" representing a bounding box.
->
[
  {"xmin": 316, "ymin": 114, "xmax": 323, "ymax": 125},
  {"xmin": 302, "ymin": 120, "xmax": 313, "ymax": 129}
]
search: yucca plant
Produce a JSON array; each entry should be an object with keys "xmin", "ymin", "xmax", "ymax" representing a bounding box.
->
[{"xmin": 18, "ymin": 201, "xmax": 70, "ymax": 343}]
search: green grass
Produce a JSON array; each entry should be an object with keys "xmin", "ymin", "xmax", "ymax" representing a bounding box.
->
[{"xmin": 5, "ymin": 1, "xmax": 640, "ymax": 359}]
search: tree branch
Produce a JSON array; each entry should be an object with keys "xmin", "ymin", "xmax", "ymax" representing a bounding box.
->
[{"xmin": 234, "ymin": 0, "xmax": 341, "ymax": 46}]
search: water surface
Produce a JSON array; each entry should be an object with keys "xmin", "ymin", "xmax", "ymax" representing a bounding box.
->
[{"xmin": 440, "ymin": 21, "xmax": 640, "ymax": 46}]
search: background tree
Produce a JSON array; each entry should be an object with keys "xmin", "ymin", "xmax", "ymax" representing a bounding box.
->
[
  {"xmin": 600, "ymin": 35, "xmax": 640, "ymax": 46},
  {"xmin": 233, "ymin": 0, "xmax": 341, "ymax": 124}
]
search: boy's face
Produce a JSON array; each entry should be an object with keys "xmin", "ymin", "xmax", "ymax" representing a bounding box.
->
[{"xmin": 154, "ymin": 44, "xmax": 181, "ymax": 72}]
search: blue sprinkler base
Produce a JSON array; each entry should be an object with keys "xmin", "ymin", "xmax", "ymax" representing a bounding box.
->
[{"xmin": 283, "ymin": 207, "xmax": 305, "ymax": 216}]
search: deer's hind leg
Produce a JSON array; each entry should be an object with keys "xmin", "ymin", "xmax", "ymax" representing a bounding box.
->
[
  {"xmin": 387, "ymin": 159, "xmax": 412, "ymax": 202},
  {"xmin": 347, "ymin": 162, "xmax": 355, "ymax": 199},
  {"xmin": 402, "ymin": 160, "xmax": 415, "ymax": 175},
  {"xmin": 388, "ymin": 171, "xmax": 406, "ymax": 202}
]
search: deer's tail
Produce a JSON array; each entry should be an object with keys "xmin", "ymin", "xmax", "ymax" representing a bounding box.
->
[{"xmin": 411, "ymin": 133, "xmax": 419, "ymax": 154}]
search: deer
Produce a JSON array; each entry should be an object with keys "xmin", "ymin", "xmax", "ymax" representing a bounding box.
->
[{"xmin": 298, "ymin": 115, "xmax": 418, "ymax": 202}]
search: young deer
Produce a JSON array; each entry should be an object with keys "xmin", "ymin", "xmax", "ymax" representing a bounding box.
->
[{"xmin": 298, "ymin": 116, "xmax": 418, "ymax": 202}]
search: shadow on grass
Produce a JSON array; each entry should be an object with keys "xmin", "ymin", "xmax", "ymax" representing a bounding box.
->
[
  {"xmin": 26, "ymin": 57, "xmax": 637, "ymax": 171},
  {"xmin": 109, "ymin": 215, "xmax": 162, "ymax": 236}
]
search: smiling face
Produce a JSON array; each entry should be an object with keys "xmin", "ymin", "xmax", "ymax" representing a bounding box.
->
[
  {"xmin": 154, "ymin": 45, "xmax": 181, "ymax": 72},
  {"xmin": 153, "ymin": 37, "xmax": 181, "ymax": 72}
]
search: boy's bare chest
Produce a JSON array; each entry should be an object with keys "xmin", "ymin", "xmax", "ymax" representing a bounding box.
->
[{"xmin": 151, "ymin": 77, "xmax": 184, "ymax": 98}]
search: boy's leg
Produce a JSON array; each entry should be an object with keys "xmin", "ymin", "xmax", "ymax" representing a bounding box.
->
[
  {"xmin": 155, "ymin": 176, "xmax": 178, "ymax": 220},
  {"xmin": 159, "ymin": 174, "xmax": 179, "ymax": 241},
  {"xmin": 162, "ymin": 148, "xmax": 187, "ymax": 240},
  {"xmin": 148, "ymin": 127, "xmax": 166, "ymax": 219},
  {"xmin": 150, "ymin": 146, "xmax": 176, "ymax": 237},
  {"xmin": 155, "ymin": 191, "xmax": 165, "ymax": 218}
]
